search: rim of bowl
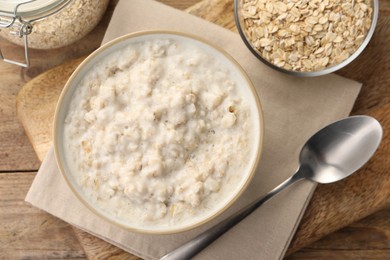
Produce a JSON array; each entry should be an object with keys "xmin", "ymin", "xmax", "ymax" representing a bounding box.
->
[
  {"xmin": 234, "ymin": 0, "xmax": 379, "ymax": 77},
  {"xmin": 53, "ymin": 30, "xmax": 264, "ymax": 234}
]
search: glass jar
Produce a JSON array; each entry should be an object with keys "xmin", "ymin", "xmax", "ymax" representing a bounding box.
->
[{"xmin": 0, "ymin": 0, "xmax": 109, "ymax": 67}]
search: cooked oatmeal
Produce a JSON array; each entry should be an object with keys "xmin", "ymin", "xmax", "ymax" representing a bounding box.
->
[{"xmin": 63, "ymin": 37, "xmax": 256, "ymax": 227}]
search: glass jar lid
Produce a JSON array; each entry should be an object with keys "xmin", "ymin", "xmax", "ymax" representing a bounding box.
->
[{"xmin": 0, "ymin": 0, "xmax": 71, "ymax": 20}]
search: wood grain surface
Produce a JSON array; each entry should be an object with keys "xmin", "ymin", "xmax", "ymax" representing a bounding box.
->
[
  {"xmin": 287, "ymin": 207, "xmax": 390, "ymax": 259},
  {"xmin": 1, "ymin": 0, "xmax": 389, "ymax": 259},
  {"xmin": 0, "ymin": 172, "xmax": 85, "ymax": 259}
]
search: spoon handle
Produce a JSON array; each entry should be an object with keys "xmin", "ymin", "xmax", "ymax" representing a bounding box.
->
[{"xmin": 160, "ymin": 173, "xmax": 303, "ymax": 260}]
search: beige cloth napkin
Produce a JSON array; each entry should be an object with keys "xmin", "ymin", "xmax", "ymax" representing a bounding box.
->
[{"xmin": 26, "ymin": 0, "xmax": 362, "ymax": 259}]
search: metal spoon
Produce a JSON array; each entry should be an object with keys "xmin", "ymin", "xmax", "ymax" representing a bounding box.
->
[{"xmin": 161, "ymin": 115, "xmax": 383, "ymax": 260}]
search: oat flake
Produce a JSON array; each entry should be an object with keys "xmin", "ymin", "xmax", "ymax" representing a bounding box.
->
[{"xmin": 241, "ymin": 0, "xmax": 373, "ymax": 72}]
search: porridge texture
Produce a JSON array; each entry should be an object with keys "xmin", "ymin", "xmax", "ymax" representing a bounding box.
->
[{"xmin": 64, "ymin": 38, "xmax": 254, "ymax": 227}]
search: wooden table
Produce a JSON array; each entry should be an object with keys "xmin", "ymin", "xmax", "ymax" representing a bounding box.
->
[{"xmin": 1, "ymin": 0, "xmax": 389, "ymax": 259}]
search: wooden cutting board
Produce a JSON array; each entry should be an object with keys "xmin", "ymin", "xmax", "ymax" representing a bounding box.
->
[{"xmin": 16, "ymin": 0, "xmax": 390, "ymax": 258}]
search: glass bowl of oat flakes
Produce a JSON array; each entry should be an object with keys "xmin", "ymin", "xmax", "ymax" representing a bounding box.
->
[{"xmin": 234, "ymin": 0, "xmax": 378, "ymax": 76}]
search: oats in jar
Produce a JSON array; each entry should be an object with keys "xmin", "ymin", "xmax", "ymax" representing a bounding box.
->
[
  {"xmin": 0, "ymin": 0, "xmax": 109, "ymax": 49},
  {"xmin": 63, "ymin": 36, "xmax": 258, "ymax": 228}
]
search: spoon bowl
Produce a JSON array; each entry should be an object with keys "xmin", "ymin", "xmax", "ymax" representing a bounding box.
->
[{"xmin": 299, "ymin": 116, "xmax": 383, "ymax": 184}]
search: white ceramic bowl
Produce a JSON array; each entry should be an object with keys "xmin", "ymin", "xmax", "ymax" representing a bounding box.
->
[{"xmin": 54, "ymin": 31, "xmax": 264, "ymax": 234}]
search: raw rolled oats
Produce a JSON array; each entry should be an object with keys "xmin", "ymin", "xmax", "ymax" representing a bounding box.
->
[{"xmin": 241, "ymin": 0, "xmax": 373, "ymax": 72}]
